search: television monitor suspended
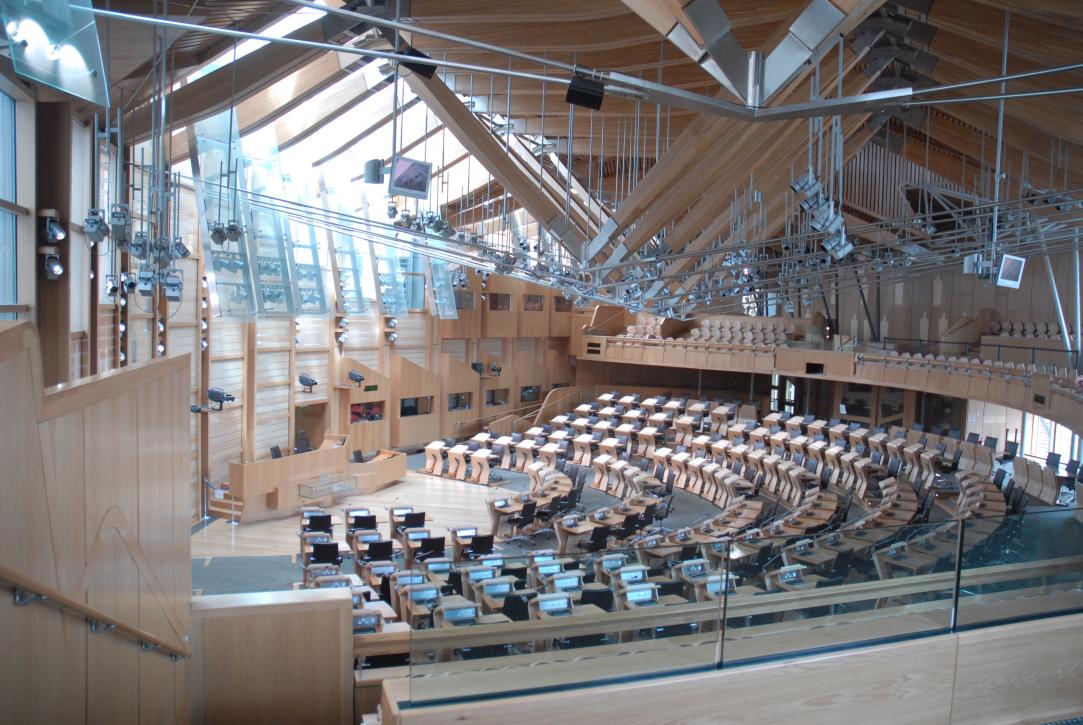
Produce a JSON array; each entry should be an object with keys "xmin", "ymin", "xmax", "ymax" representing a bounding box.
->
[
  {"xmin": 996, "ymin": 254, "xmax": 1026, "ymax": 289},
  {"xmin": 387, "ymin": 156, "xmax": 432, "ymax": 200}
]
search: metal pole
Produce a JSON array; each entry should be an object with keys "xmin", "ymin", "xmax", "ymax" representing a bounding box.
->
[
  {"xmin": 1043, "ymin": 253, "xmax": 1074, "ymax": 362},
  {"xmin": 988, "ymin": 12, "xmax": 1010, "ymax": 266},
  {"xmin": 949, "ymin": 520, "xmax": 965, "ymax": 632},
  {"xmin": 1075, "ymin": 237, "xmax": 1081, "ymax": 373}
]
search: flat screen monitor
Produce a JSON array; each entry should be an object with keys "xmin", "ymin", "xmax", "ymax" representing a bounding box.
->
[
  {"xmin": 683, "ymin": 562, "xmax": 706, "ymax": 577},
  {"xmin": 371, "ymin": 563, "xmax": 395, "ymax": 576},
  {"xmin": 996, "ymin": 254, "xmax": 1026, "ymax": 289},
  {"xmin": 410, "ymin": 587, "xmax": 439, "ymax": 603},
  {"xmin": 426, "ymin": 560, "xmax": 451, "ymax": 572},
  {"xmin": 554, "ymin": 575, "xmax": 580, "ymax": 591},
  {"xmin": 532, "ymin": 551, "xmax": 555, "ymax": 562},
  {"xmin": 347, "ymin": 508, "xmax": 370, "ymax": 517},
  {"xmin": 601, "ymin": 556, "xmax": 625, "ymax": 570},
  {"xmin": 467, "ymin": 567, "xmax": 495, "ymax": 581},
  {"xmin": 443, "ymin": 607, "xmax": 476, "ymax": 622},
  {"xmin": 386, "ymin": 155, "xmax": 432, "ymax": 200},
  {"xmin": 353, "ymin": 614, "xmax": 380, "ymax": 632},
  {"xmin": 619, "ymin": 567, "xmax": 644, "ymax": 583},
  {"xmin": 479, "ymin": 556, "xmax": 504, "ymax": 568},
  {"xmin": 495, "ymin": 499, "xmax": 509, "ymax": 508},
  {"xmin": 455, "ymin": 527, "xmax": 477, "ymax": 538},
  {"xmin": 626, "ymin": 587, "xmax": 655, "ymax": 604},
  {"xmin": 539, "ymin": 596, "xmax": 571, "ymax": 613},
  {"xmin": 358, "ymin": 532, "xmax": 380, "ymax": 543},
  {"xmin": 483, "ymin": 581, "xmax": 511, "ymax": 596},
  {"xmin": 562, "ymin": 515, "xmax": 578, "ymax": 527},
  {"xmin": 407, "ymin": 531, "xmax": 429, "ymax": 541},
  {"xmin": 537, "ymin": 562, "xmax": 562, "ymax": 576},
  {"xmin": 397, "ymin": 573, "xmax": 424, "ymax": 586},
  {"xmin": 391, "ymin": 507, "xmax": 413, "ymax": 516}
]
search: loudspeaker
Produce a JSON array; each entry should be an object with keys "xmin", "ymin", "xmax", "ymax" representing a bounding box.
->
[
  {"xmin": 363, "ymin": 158, "xmax": 384, "ymax": 184},
  {"xmin": 565, "ymin": 74, "xmax": 604, "ymax": 110}
]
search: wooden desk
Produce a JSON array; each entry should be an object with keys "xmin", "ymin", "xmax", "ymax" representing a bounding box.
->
[
  {"xmin": 423, "ymin": 441, "xmax": 446, "ymax": 475},
  {"xmin": 448, "ymin": 444, "xmax": 469, "ymax": 480}
]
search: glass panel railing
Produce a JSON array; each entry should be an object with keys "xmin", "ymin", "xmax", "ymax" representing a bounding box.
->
[
  {"xmin": 405, "ymin": 545, "xmax": 723, "ymax": 704},
  {"xmin": 720, "ymin": 520, "xmax": 958, "ymax": 667},
  {"xmin": 956, "ymin": 508, "xmax": 1083, "ymax": 629}
]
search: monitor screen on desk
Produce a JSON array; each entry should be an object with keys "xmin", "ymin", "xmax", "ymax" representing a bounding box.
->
[
  {"xmin": 519, "ymin": 493, "xmax": 532, "ymax": 503},
  {"xmin": 397, "ymin": 573, "xmax": 424, "ymax": 586},
  {"xmin": 410, "ymin": 587, "xmax": 439, "ymax": 603},
  {"xmin": 532, "ymin": 551, "xmax": 555, "ymax": 562},
  {"xmin": 426, "ymin": 560, "xmax": 451, "ymax": 573},
  {"xmin": 562, "ymin": 515, "xmax": 579, "ymax": 527},
  {"xmin": 479, "ymin": 556, "xmax": 504, "ymax": 568},
  {"xmin": 626, "ymin": 587, "xmax": 655, "ymax": 604},
  {"xmin": 444, "ymin": 606, "xmax": 477, "ymax": 623},
  {"xmin": 358, "ymin": 532, "xmax": 380, "ymax": 543},
  {"xmin": 601, "ymin": 555, "xmax": 625, "ymax": 571},
  {"xmin": 495, "ymin": 499, "xmax": 509, "ymax": 508},
  {"xmin": 539, "ymin": 596, "xmax": 571, "ymax": 613},
  {"xmin": 391, "ymin": 507, "xmax": 413, "ymax": 516},
  {"xmin": 302, "ymin": 511, "xmax": 324, "ymax": 520},
  {"xmin": 683, "ymin": 561, "xmax": 706, "ymax": 578},
  {"xmin": 537, "ymin": 562, "xmax": 562, "ymax": 576},
  {"xmin": 594, "ymin": 510, "xmax": 608, "ymax": 521},
  {"xmin": 467, "ymin": 567, "xmax": 496, "ymax": 581},
  {"xmin": 779, "ymin": 565, "xmax": 805, "ymax": 582},
  {"xmin": 793, "ymin": 539, "xmax": 813, "ymax": 554},
  {"xmin": 620, "ymin": 568, "xmax": 645, "ymax": 583},
  {"xmin": 407, "ymin": 531, "xmax": 429, "ymax": 541},
  {"xmin": 484, "ymin": 581, "xmax": 512, "ymax": 596},
  {"xmin": 705, "ymin": 574, "xmax": 737, "ymax": 595},
  {"xmin": 455, "ymin": 527, "xmax": 477, "ymax": 538},
  {"xmin": 347, "ymin": 508, "xmax": 370, "ymax": 517},
  {"xmin": 353, "ymin": 613, "xmax": 380, "ymax": 632},
  {"xmin": 371, "ymin": 563, "xmax": 395, "ymax": 576},
  {"xmin": 675, "ymin": 529, "xmax": 692, "ymax": 542},
  {"xmin": 554, "ymin": 575, "xmax": 580, "ymax": 591}
]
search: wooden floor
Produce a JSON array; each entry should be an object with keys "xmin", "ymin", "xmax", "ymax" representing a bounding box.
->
[{"xmin": 191, "ymin": 472, "xmax": 515, "ymax": 559}]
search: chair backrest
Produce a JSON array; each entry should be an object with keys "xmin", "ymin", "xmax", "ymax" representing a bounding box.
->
[
  {"xmin": 519, "ymin": 501, "xmax": 538, "ymax": 521},
  {"xmin": 305, "ymin": 514, "xmax": 333, "ymax": 534},
  {"xmin": 502, "ymin": 593, "xmax": 533, "ymax": 622},
  {"xmin": 446, "ymin": 570, "xmax": 463, "ymax": 596},
  {"xmin": 1045, "ymin": 452, "xmax": 1061, "ymax": 469},
  {"xmin": 296, "ymin": 431, "xmax": 312, "ymax": 453},
  {"xmin": 352, "ymin": 449, "xmax": 364, "ymax": 463},
  {"xmin": 421, "ymin": 536, "xmax": 445, "ymax": 555},
  {"xmin": 589, "ymin": 525, "xmax": 611, "ymax": 547},
  {"xmin": 403, "ymin": 511, "xmax": 426, "ymax": 528},
  {"xmin": 984, "ymin": 436, "xmax": 999, "ymax": 450},
  {"xmin": 468, "ymin": 534, "xmax": 494, "ymax": 556},
  {"xmin": 270, "ymin": 445, "xmax": 283, "ymax": 459},
  {"xmin": 580, "ymin": 586, "xmax": 614, "ymax": 612},
  {"xmin": 310, "ymin": 543, "xmax": 340, "ymax": 564},
  {"xmin": 367, "ymin": 540, "xmax": 394, "ymax": 560},
  {"xmin": 350, "ymin": 514, "xmax": 377, "ymax": 531}
]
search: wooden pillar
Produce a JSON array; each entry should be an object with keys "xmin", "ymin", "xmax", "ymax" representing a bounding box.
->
[{"xmin": 35, "ymin": 103, "xmax": 74, "ymax": 386}]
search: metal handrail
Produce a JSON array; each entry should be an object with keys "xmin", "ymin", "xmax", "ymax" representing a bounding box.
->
[{"xmin": 0, "ymin": 564, "xmax": 190, "ymax": 660}]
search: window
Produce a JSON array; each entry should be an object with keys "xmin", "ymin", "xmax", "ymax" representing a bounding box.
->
[
  {"xmin": 487, "ymin": 293, "xmax": 510, "ymax": 311},
  {"xmin": 397, "ymin": 254, "xmax": 427, "ymax": 311},
  {"xmin": 454, "ymin": 289, "xmax": 474, "ymax": 310},
  {"xmin": 448, "ymin": 392, "xmax": 473, "ymax": 411},
  {"xmin": 399, "ymin": 396, "xmax": 433, "ymax": 417},
  {"xmin": 523, "ymin": 294, "xmax": 544, "ymax": 312},
  {"xmin": 520, "ymin": 385, "xmax": 540, "ymax": 403},
  {"xmin": 485, "ymin": 388, "xmax": 508, "ymax": 407},
  {"xmin": 350, "ymin": 401, "xmax": 385, "ymax": 422},
  {"xmin": 553, "ymin": 295, "xmax": 571, "ymax": 312},
  {"xmin": 0, "ymin": 91, "xmax": 14, "ymax": 315}
]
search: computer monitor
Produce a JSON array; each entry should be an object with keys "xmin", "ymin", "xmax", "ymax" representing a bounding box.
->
[
  {"xmin": 553, "ymin": 575, "xmax": 581, "ymax": 591},
  {"xmin": 352, "ymin": 612, "xmax": 380, "ymax": 633},
  {"xmin": 705, "ymin": 574, "xmax": 738, "ymax": 596},
  {"xmin": 779, "ymin": 564, "xmax": 805, "ymax": 582},
  {"xmin": 455, "ymin": 527, "xmax": 477, "ymax": 538},
  {"xmin": 600, "ymin": 554, "xmax": 625, "ymax": 571},
  {"xmin": 387, "ymin": 155, "xmax": 432, "ymax": 200},
  {"xmin": 682, "ymin": 560, "xmax": 707, "ymax": 578},
  {"xmin": 494, "ymin": 499, "xmax": 509, "ymax": 508},
  {"xmin": 531, "ymin": 550, "xmax": 555, "ymax": 562},
  {"xmin": 370, "ymin": 563, "xmax": 395, "ymax": 577},
  {"xmin": 347, "ymin": 508, "xmax": 370, "ymax": 518},
  {"xmin": 391, "ymin": 507, "xmax": 413, "ymax": 516},
  {"xmin": 424, "ymin": 559, "xmax": 451, "ymax": 573},
  {"xmin": 625, "ymin": 586, "xmax": 656, "ymax": 605},
  {"xmin": 466, "ymin": 567, "xmax": 496, "ymax": 582},
  {"xmin": 536, "ymin": 562, "xmax": 562, "ymax": 577},
  {"xmin": 442, "ymin": 606, "xmax": 477, "ymax": 624},
  {"xmin": 996, "ymin": 254, "xmax": 1026, "ymax": 289},
  {"xmin": 792, "ymin": 538, "xmax": 813, "ymax": 554},
  {"xmin": 538, "ymin": 595, "xmax": 572, "ymax": 614},
  {"xmin": 483, "ymin": 580, "xmax": 512, "ymax": 596},
  {"xmin": 561, "ymin": 515, "xmax": 579, "ymax": 527},
  {"xmin": 409, "ymin": 587, "xmax": 439, "ymax": 603},
  {"xmin": 407, "ymin": 530, "xmax": 429, "ymax": 541},
  {"xmin": 619, "ymin": 567, "xmax": 645, "ymax": 584},
  {"xmin": 357, "ymin": 532, "xmax": 380, "ymax": 543},
  {"xmin": 396, "ymin": 573, "xmax": 424, "ymax": 586},
  {"xmin": 478, "ymin": 556, "xmax": 504, "ymax": 568}
]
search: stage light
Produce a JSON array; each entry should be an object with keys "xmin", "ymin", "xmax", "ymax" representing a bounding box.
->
[
  {"xmin": 110, "ymin": 204, "xmax": 131, "ymax": 245},
  {"xmin": 172, "ymin": 239, "xmax": 190, "ymax": 258},
  {"xmin": 119, "ymin": 351, "xmax": 126, "ymax": 362},
  {"xmin": 386, "ymin": 201, "xmax": 397, "ymax": 219},
  {"xmin": 209, "ymin": 222, "xmax": 227, "ymax": 245},
  {"xmin": 118, "ymin": 322, "xmax": 126, "ymax": 334},
  {"xmin": 338, "ymin": 318, "xmax": 349, "ymax": 329},
  {"xmin": 157, "ymin": 319, "xmax": 165, "ymax": 333},
  {"xmin": 156, "ymin": 342, "xmax": 166, "ymax": 355},
  {"xmin": 208, "ymin": 387, "xmax": 235, "ymax": 410},
  {"xmin": 84, "ymin": 209, "xmax": 109, "ymax": 245},
  {"xmin": 105, "ymin": 275, "xmax": 119, "ymax": 297},
  {"xmin": 385, "ymin": 331, "xmax": 397, "ymax": 343},
  {"xmin": 298, "ymin": 373, "xmax": 318, "ymax": 392},
  {"xmin": 336, "ymin": 332, "xmax": 348, "ymax": 344},
  {"xmin": 385, "ymin": 316, "xmax": 397, "ymax": 329},
  {"xmin": 200, "ymin": 338, "xmax": 209, "ymax": 350},
  {"xmin": 44, "ymin": 217, "xmax": 66, "ymax": 242},
  {"xmin": 200, "ymin": 318, "xmax": 209, "ymax": 331},
  {"xmin": 130, "ymin": 231, "xmax": 148, "ymax": 259},
  {"xmin": 44, "ymin": 254, "xmax": 63, "ymax": 280},
  {"xmin": 489, "ymin": 363, "xmax": 502, "ymax": 376},
  {"xmin": 225, "ymin": 221, "xmax": 243, "ymax": 242},
  {"xmin": 136, "ymin": 264, "xmax": 156, "ymax": 296},
  {"xmin": 348, "ymin": 370, "xmax": 365, "ymax": 386}
]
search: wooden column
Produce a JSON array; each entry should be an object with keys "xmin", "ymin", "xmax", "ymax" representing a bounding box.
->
[{"xmin": 34, "ymin": 103, "xmax": 74, "ymax": 386}]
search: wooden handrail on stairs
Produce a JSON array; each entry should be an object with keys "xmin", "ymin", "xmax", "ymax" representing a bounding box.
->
[{"xmin": 0, "ymin": 564, "xmax": 190, "ymax": 659}]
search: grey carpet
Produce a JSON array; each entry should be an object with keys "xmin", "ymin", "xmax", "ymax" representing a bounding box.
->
[{"xmin": 192, "ymin": 555, "xmax": 299, "ymax": 595}]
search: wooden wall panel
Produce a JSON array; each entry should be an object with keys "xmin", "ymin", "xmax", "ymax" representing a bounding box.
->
[
  {"xmin": 0, "ymin": 322, "xmax": 190, "ymax": 723},
  {"xmin": 190, "ymin": 589, "xmax": 352, "ymax": 725},
  {"xmin": 481, "ymin": 276, "xmax": 519, "ymax": 338}
]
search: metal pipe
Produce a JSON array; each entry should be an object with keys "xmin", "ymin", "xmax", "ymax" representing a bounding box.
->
[
  {"xmin": 1043, "ymin": 253, "xmax": 1074, "ymax": 361},
  {"xmin": 909, "ymin": 60, "xmax": 1083, "ymax": 97},
  {"xmin": 1075, "ymin": 236, "xmax": 1081, "ymax": 372},
  {"xmin": 989, "ymin": 13, "xmax": 1010, "ymax": 265}
]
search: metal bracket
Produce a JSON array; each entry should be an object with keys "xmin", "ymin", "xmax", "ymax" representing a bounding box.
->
[
  {"xmin": 88, "ymin": 619, "xmax": 117, "ymax": 633},
  {"xmin": 140, "ymin": 641, "xmax": 161, "ymax": 652},
  {"xmin": 13, "ymin": 588, "xmax": 46, "ymax": 606}
]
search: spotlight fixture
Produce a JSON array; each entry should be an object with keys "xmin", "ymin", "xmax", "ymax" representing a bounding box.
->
[
  {"xmin": 129, "ymin": 231, "xmax": 148, "ymax": 260},
  {"xmin": 225, "ymin": 221, "xmax": 243, "ymax": 242},
  {"xmin": 200, "ymin": 318, "xmax": 209, "ymax": 331},
  {"xmin": 200, "ymin": 339, "xmax": 209, "ymax": 350},
  {"xmin": 489, "ymin": 363, "xmax": 502, "ymax": 376},
  {"xmin": 385, "ymin": 331, "xmax": 397, "ymax": 343},
  {"xmin": 44, "ymin": 254, "xmax": 64, "ymax": 280},
  {"xmin": 386, "ymin": 201, "xmax": 398, "ymax": 219},
  {"xmin": 209, "ymin": 222, "xmax": 227, "ymax": 245},
  {"xmin": 171, "ymin": 239, "xmax": 190, "ymax": 258},
  {"xmin": 136, "ymin": 263, "xmax": 156, "ymax": 296},
  {"xmin": 156, "ymin": 342, "xmax": 166, "ymax": 355},
  {"xmin": 336, "ymin": 331, "xmax": 348, "ymax": 344},
  {"xmin": 44, "ymin": 217, "xmax": 66, "ymax": 242},
  {"xmin": 208, "ymin": 387, "xmax": 235, "ymax": 411},
  {"xmin": 348, "ymin": 370, "xmax": 365, "ymax": 386},
  {"xmin": 337, "ymin": 318, "xmax": 349, "ymax": 329},
  {"xmin": 298, "ymin": 373, "xmax": 318, "ymax": 392},
  {"xmin": 84, "ymin": 209, "xmax": 109, "ymax": 245},
  {"xmin": 104, "ymin": 275, "xmax": 120, "ymax": 297},
  {"xmin": 385, "ymin": 316, "xmax": 398, "ymax": 329},
  {"xmin": 110, "ymin": 204, "xmax": 132, "ymax": 246}
]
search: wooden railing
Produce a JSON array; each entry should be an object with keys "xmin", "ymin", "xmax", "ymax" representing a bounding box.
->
[{"xmin": 0, "ymin": 564, "xmax": 190, "ymax": 659}]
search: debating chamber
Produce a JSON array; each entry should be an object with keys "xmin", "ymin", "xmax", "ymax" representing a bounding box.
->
[{"xmin": 5, "ymin": 0, "xmax": 1083, "ymax": 722}]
